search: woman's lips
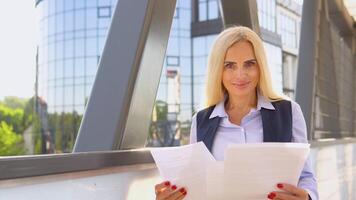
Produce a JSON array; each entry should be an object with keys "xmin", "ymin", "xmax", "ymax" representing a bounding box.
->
[{"xmin": 232, "ymin": 81, "xmax": 250, "ymax": 88}]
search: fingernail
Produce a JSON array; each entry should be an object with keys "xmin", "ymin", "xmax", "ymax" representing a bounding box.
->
[
  {"xmin": 182, "ymin": 191, "xmax": 187, "ymax": 195},
  {"xmin": 164, "ymin": 181, "xmax": 170, "ymax": 186},
  {"xmin": 277, "ymin": 183, "xmax": 283, "ymax": 188},
  {"xmin": 267, "ymin": 194, "xmax": 272, "ymax": 199},
  {"xmin": 269, "ymin": 192, "xmax": 276, "ymax": 198},
  {"xmin": 171, "ymin": 185, "xmax": 177, "ymax": 190},
  {"xmin": 179, "ymin": 188, "xmax": 186, "ymax": 193}
]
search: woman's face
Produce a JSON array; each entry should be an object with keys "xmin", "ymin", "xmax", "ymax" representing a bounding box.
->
[{"xmin": 222, "ymin": 40, "xmax": 260, "ymax": 98}]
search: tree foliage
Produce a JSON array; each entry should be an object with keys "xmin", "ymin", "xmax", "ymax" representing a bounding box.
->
[
  {"xmin": 0, "ymin": 121, "xmax": 26, "ymax": 156},
  {"xmin": 0, "ymin": 96, "xmax": 34, "ymax": 156}
]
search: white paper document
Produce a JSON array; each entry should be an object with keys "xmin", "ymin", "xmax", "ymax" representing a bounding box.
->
[
  {"xmin": 150, "ymin": 142, "xmax": 310, "ymax": 200},
  {"xmin": 150, "ymin": 142, "xmax": 216, "ymax": 200}
]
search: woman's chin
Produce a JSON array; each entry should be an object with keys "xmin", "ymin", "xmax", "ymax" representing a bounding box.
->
[{"xmin": 228, "ymin": 89, "xmax": 255, "ymax": 97}]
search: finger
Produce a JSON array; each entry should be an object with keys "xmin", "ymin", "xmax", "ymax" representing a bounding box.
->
[
  {"xmin": 167, "ymin": 187, "xmax": 187, "ymax": 200},
  {"xmin": 277, "ymin": 183, "xmax": 308, "ymax": 197},
  {"xmin": 174, "ymin": 193, "xmax": 187, "ymax": 200},
  {"xmin": 155, "ymin": 181, "xmax": 171, "ymax": 194},
  {"xmin": 157, "ymin": 185, "xmax": 176, "ymax": 199},
  {"xmin": 268, "ymin": 191, "xmax": 294, "ymax": 200},
  {"xmin": 273, "ymin": 192, "xmax": 299, "ymax": 200}
]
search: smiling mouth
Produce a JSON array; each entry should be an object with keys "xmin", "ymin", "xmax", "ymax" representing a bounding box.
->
[{"xmin": 232, "ymin": 82, "xmax": 250, "ymax": 88}]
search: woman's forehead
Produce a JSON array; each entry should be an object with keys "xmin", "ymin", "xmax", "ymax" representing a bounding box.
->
[{"xmin": 225, "ymin": 41, "xmax": 256, "ymax": 60}]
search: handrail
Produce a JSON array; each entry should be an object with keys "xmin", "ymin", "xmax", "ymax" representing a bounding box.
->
[
  {"xmin": 0, "ymin": 149, "xmax": 154, "ymax": 180},
  {"xmin": 1, "ymin": 137, "xmax": 356, "ymax": 181}
]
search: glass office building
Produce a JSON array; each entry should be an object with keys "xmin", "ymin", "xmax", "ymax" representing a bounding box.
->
[
  {"xmin": 35, "ymin": 0, "xmax": 302, "ymax": 152},
  {"xmin": 36, "ymin": 0, "xmax": 118, "ymax": 152}
]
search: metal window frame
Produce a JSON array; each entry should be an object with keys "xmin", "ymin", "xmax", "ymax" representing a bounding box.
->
[{"xmin": 97, "ymin": 6, "xmax": 111, "ymax": 18}]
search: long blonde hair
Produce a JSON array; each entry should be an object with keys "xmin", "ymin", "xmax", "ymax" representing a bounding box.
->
[{"xmin": 205, "ymin": 26, "xmax": 284, "ymax": 107}]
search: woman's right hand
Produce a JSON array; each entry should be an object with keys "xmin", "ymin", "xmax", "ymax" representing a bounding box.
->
[{"xmin": 155, "ymin": 181, "xmax": 187, "ymax": 200}]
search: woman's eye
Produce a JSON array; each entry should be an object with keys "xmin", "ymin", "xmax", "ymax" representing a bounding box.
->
[
  {"xmin": 244, "ymin": 61, "xmax": 256, "ymax": 68},
  {"xmin": 224, "ymin": 63, "xmax": 233, "ymax": 68}
]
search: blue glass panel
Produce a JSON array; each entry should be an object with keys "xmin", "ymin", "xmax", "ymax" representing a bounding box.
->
[{"xmin": 75, "ymin": 9, "xmax": 85, "ymax": 30}]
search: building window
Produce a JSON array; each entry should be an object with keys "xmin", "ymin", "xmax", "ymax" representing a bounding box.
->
[
  {"xmin": 97, "ymin": 6, "xmax": 111, "ymax": 18},
  {"xmin": 198, "ymin": 0, "xmax": 219, "ymax": 21},
  {"xmin": 278, "ymin": 12, "xmax": 297, "ymax": 49},
  {"xmin": 257, "ymin": 0, "xmax": 276, "ymax": 32},
  {"xmin": 167, "ymin": 56, "xmax": 180, "ymax": 66}
]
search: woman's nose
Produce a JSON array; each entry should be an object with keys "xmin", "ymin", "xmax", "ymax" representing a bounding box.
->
[{"xmin": 234, "ymin": 66, "xmax": 247, "ymax": 77}]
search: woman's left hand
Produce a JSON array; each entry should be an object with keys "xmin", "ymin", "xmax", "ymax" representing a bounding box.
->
[{"xmin": 267, "ymin": 183, "xmax": 309, "ymax": 200}]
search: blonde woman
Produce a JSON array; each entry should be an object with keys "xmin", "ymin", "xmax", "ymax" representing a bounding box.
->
[{"xmin": 155, "ymin": 26, "xmax": 318, "ymax": 200}]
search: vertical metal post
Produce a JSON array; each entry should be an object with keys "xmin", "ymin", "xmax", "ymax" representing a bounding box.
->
[
  {"xmin": 295, "ymin": 0, "xmax": 322, "ymax": 140},
  {"xmin": 74, "ymin": 0, "xmax": 177, "ymax": 152}
]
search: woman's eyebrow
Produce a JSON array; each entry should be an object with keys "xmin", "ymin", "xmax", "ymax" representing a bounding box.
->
[
  {"xmin": 224, "ymin": 59, "xmax": 256, "ymax": 63},
  {"xmin": 224, "ymin": 61, "xmax": 236, "ymax": 64},
  {"xmin": 244, "ymin": 59, "xmax": 257, "ymax": 62}
]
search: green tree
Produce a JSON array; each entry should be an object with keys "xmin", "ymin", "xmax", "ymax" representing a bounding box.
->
[
  {"xmin": 0, "ymin": 104, "xmax": 25, "ymax": 134},
  {"xmin": 48, "ymin": 111, "xmax": 82, "ymax": 153},
  {"xmin": 0, "ymin": 97, "xmax": 36, "ymax": 155},
  {"xmin": 0, "ymin": 121, "xmax": 26, "ymax": 156},
  {"xmin": 2, "ymin": 96, "xmax": 27, "ymax": 110},
  {"xmin": 155, "ymin": 100, "xmax": 168, "ymax": 120}
]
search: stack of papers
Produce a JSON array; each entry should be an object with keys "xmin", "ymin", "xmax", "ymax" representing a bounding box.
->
[{"xmin": 150, "ymin": 142, "xmax": 310, "ymax": 200}]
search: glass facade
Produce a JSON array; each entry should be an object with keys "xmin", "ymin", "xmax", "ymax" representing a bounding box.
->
[
  {"xmin": 278, "ymin": 12, "xmax": 298, "ymax": 49},
  {"xmin": 36, "ymin": 0, "xmax": 117, "ymax": 152},
  {"xmin": 147, "ymin": 0, "xmax": 193, "ymax": 147},
  {"xmin": 276, "ymin": 4, "xmax": 302, "ymax": 99},
  {"xmin": 36, "ymin": 0, "xmax": 303, "ymax": 152},
  {"xmin": 198, "ymin": 0, "xmax": 220, "ymax": 21},
  {"xmin": 257, "ymin": 0, "xmax": 276, "ymax": 32}
]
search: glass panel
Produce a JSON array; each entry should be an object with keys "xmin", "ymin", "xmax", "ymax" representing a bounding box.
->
[
  {"xmin": 86, "ymin": 38, "xmax": 97, "ymax": 56},
  {"xmin": 56, "ymin": 13, "xmax": 64, "ymax": 33},
  {"xmin": 75, "ymin": 38, "xmax": 85, "ymax": 57},
  {"xmin": 64, "ymin": 59, "xmax": 74, "ymax": 77},
  {"xmin": 64, "ymin": 40, "xmax": 74, "ymax": 58},
  {"xmin": 75, "ymin": 9, "xmax": 85, "ymax": 30},
  {"xmin": 208, "ymin": 0, "xmax": 218, "ymax": 20},
  {"xmin": 199, "ymin": 2, "xmax": 207, "ymax": 21},
  {"xmin": 64, "ymin": 11, "xmax": 74, "ymax": 31},
  {"xmin": 74, "ymin": 58, "xmax": 85, "ymax": 77},
  {"xmin": 75, "ymin": 0, "xmax": 86, "ymax": 9},
  {"xmin": 86, "ymin": 57, "xmax": 98, "ymax": 76},
  {"xmin": 56, "ymin": 61, "xmax": 64, "ymax": 79},
  {"xmin": 74, "ymin": 85, "xmax": 85, "ymax": 106},
  {"xmin": 56, "ymin": 0, "xmax": 65, "ymax": 13},
  {"xmin": 86, "ymin": 0, "xmax": 97, "ymax": 8},
  {"xmin": 64, "ymin": 85, "xmax": 74, "ymax": 105},
  {"xmin": 98, "ymin": 0, "xmax": 111, "ymax": 7},
  {"xmin": 64, "ymin": 0, "xmax": 74, "ymax": 10},
  {"xmin": 86, "ymin": 8, "xmax": 97, "ymax": 29},
  {"xmin": 98, "ymin": 6, "xmax": 111, "ymax": 18}
]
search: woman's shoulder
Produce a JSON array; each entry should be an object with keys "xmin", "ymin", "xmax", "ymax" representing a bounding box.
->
[
  {"xmin": 194, "ymin": 105, "xmax": 216, "ymax": 116},
  {"xmin": 270, "ymin": 99, "xmax": 304, "ymax": 119},
  {"xmin": 271, "ymin": 98, "xmax": 301, "ymax": 110}
]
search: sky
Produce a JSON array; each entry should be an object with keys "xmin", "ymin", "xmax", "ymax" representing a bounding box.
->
[{"xmin": 0, "ymin": 1, "xmax": 38, "ymax": 100}]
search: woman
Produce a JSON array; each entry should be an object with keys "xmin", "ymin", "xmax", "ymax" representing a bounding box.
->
[{"xmin": 155, "ymin": 26, "xmax": 318, "ymax": 200}]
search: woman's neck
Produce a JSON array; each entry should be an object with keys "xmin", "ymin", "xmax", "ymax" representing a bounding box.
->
[{"xmin": 225, "ymin": 91, "xmax": 258, "ymax": 113}]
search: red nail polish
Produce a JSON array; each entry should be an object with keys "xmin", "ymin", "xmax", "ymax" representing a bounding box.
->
[
  {"xmin": 270, "ymin": 192, "xmax": 276, "ymax": 198},
  {"xmin": 277, "ymin": 183, "xmax": 283, "ymax": 188},
  {"xmin": 179, "ymin": 188, "xmax": 186, "ymax": 193},
  {"xmin": 171, "ymin": 185, "xmax": 177, "ymax": 190},
  {"xmin": 182, "ymin": 191, "xmax": 187, "ymax": 195},
  {"xmin": 164, "ymin": 181, "xmax": 170, "ymax": 186}
]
